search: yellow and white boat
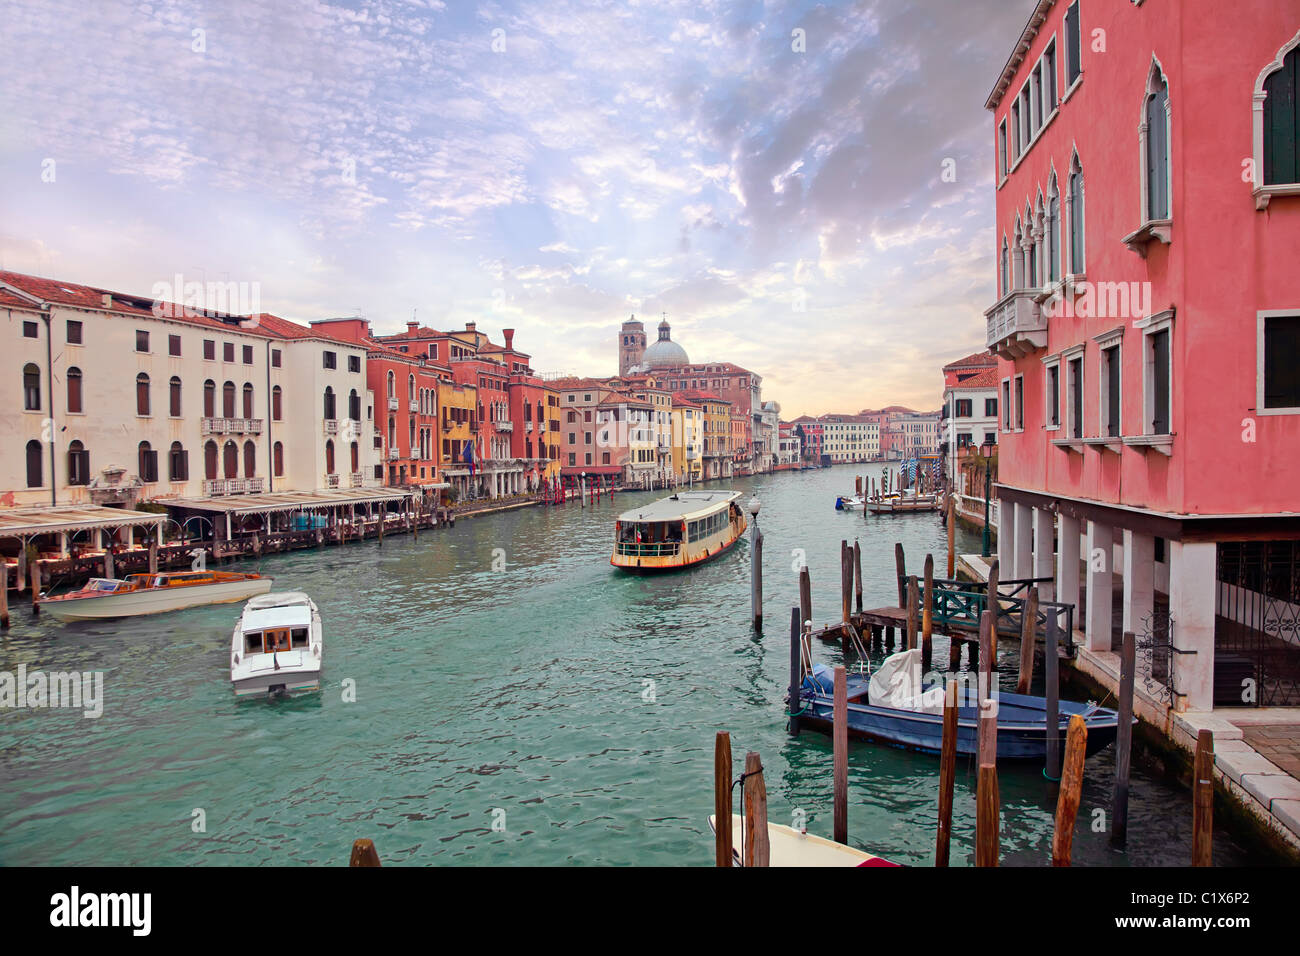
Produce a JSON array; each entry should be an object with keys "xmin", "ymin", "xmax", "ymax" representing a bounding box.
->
[
  {"xmin": 41, "ymin": 570, "xmax": 273, "ymax": 621},
  {"xmin": 707, "ymin": 814, "xmax": 900, "ymax": 867},
  {"xmin": 610, "ymin": 490, "xmax": 746, "ymax": 572}
]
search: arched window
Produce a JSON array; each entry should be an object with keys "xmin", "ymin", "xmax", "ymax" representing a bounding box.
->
[
  {"xmin": 1143, "ymin": 62, "xmax": 1171, "ymax": 221},
  {"xmin": 138, "ymin": 441, "xmax": 157, "ymax": 482},
  {"xmin": 25, "ymin": 439, "xmax": 42, "ymax": 487},
  {"xmin": 350, "ymin": 441, "xmax": 359, "ymax": 473},
  {"xmin": 1068, "ymin": 154, "xmax": 1086, "ymax": 275},
  {"xmin": 1000, "ymin": 237, "xmax": 1010, "ymax": 296},
  {"xmin": 23, "ymin": 363, "xmax": 40, "ymax": 411},
  {"xmin": 1047, "ymin": 175, "xmax": 1061, "ymax": 284},
  {"xmin": 1261, "ymin": 37, "xmax": 1300, "ymax": 187},
  {"xmin": 1028, "ymin": 201, "xmax": 1041, "ymax": 288},
  {"xmin": 325, "ymin": 439, "xmax": 335, "ymax": 475},
  {"xmin": 242, "ymin": 383, "xmax": 254, "ymax": 419},
  {"xmin": 68, "ymin": 440, "xmax": 89, "ymax": 486},
  {"xmin": 386, "ymin": 370, "xmax": 395, "ymax": 399},
  {"xmin": 223, "ymin": 440, "xmax": 238, "ymax": 479},
  {"xmin": 273, "ymin": 441, "xmax": 284, "ymax": 477},
  {"xmin": 222, "ymin": 381, "xmax": 236, "ymax": 418},
  {"xmin": 169, "ymin": 441, "xmax": 188, "ymax": 481},
  {"xmin": 1012, "ymin": 217, "xmax": 1024, "ymax": 288},
  {"xmin": 136, "ymin": 373, "xmax": 151, "ymax": 416},
  {"xmin": 409, "ymin": 373, "xmax": 416, "ymax": 402},
  {"xmin": 272, "ymin": 385, "xmax": 283, "ymax": 421},
  {"xmin": 243, "ymin": 440, "xmax": 256, "ymax": 478},
  {"xmin": 169, "ymin": 376, "xmax": 182, "ymax": 417},
  {"xmin": 204, "ymin": 380, "xmax": 216, "ymax": 418},
  {"xmin": 323, "ymin": 386, "xmax": 336, "ymax": 421},
  {"xmin": 67, "ymin": 366, "xmax": 83, "ymax": 414},
  {"xmin": 204, "ymin": 440, "xmax": 218, "ymax": 480},
  {"xmin": 349, "ymin": 389, "xmax": 360, "ymax": 421}
]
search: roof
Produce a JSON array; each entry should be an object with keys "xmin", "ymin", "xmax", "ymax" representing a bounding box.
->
[
  {"xmin": 942, "ymin": 350, "xmax": 998, "ymax": 372},
  {"xmin": 985, "ymin": 0, "xmax": 1054, "ymax": 110},
  {"xmin": 949, "ymin": 367, "xmax": 1000, "ymax": 390},
  {"xmin": 241, "ymin": 603, "xmax": 313, "ymax": 632},
  {"xmin": 617, "ymin": 490, "xmax": 740, "ymax": 524},
  {"xmin": 0, "ymin": 505, "xmax": 165, "ymax": 540},
  {"xmin": 163, "ymin": 487, "xmax": 414, "ymax": 514}
]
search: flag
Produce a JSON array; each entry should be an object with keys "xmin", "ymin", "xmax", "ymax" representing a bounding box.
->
[{"xmin": 464, "ymin": 440, "xmax": 475, "ymax": 476}]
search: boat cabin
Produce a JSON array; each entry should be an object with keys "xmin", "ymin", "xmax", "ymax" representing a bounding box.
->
[
  {"xmin": 611, "ymin": 491, "xmax": 745, "ymax": 571},
  {"xmin": 239, "ymin": 598, "xmax": 315, "ymax": 657}
]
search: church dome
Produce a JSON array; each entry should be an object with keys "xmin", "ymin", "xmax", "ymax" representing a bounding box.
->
[{"xmin": 641, "ymin": 318, "xmax": 689, "ymax": 368}]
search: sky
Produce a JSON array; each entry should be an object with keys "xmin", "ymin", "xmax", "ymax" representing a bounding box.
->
[{"xmin": 0, "ymin": 0, "xmax": 1032, "ymax": 417}]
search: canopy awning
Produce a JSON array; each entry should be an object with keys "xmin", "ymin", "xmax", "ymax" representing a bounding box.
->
[
  {"xmin": 0, "ymin": 505, "xmax": 165, "ymax": 541},
  {"xmin": 161, "ymin": 487, "xmax": 414, "ymax": 515}
]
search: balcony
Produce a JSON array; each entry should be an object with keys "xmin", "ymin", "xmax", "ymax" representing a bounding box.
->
[
  {"xmin": 325, "ymin": 473, "xmax": 340, "ymax": 489},
  {"xmin": 350, "ymin": 471, "xmax": 365, "ymax": 487},
  {"xmin": 388, "ymin": 397, "xmax": 399, "ymax": 411},
  {"xmin": 201, "ymin": 417, "xmax": 263, "ymax": 436},
  {"xmin": 495, "ymin": 421, "xmax": 513, "ymax": 433},
  {"xmin": 323, "ymin": 419, "xmax": 338, "ymax": 436},
  {"xmin": 387, "ymin": 448, "xmax": 400, "ymax": 461},
  {"xmin": 525, "ymin": 421, "xmax": 534, "ymax": 433},
  {"xmin": 409, "ymin": 401, "xmax": 419, "ymax": 413},
  {"xmin": 204, "ymin": 477, "xmax": 264, "ymax": 496},
  {"xmin": 985, "ymin": 289, "xmax": 1047, "ymax": 359}
]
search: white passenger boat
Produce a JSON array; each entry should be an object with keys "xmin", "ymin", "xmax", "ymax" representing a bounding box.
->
[
  {"xmin": 41, "ymin": 570, "xmax": 273, "ymax": 621},
  {"xmin": 610, "ymin": 490, "xmax": 746, "ymax": 572},
  {"xmin": 230, "ymin": 592, "xmax": 323, "ymax": 697}
]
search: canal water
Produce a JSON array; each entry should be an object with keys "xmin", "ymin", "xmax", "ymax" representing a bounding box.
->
[{"xmin": 0, "ymin": 466, "xmax": 1273, "ymax": 866}]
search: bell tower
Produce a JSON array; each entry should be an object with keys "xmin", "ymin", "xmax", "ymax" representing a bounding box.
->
[{"xmin": 619, "ymin": 314, "xmax": 646, "ymax": 376}]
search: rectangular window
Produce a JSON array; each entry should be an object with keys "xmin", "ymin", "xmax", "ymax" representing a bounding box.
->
[
  {"xmin": 1068, "ymin": 355, "xmax": 1084, "ymax": 438},
  {"xmin": 1101, "ymin": 344, "xmax": 1121, "ymax": 437},
  {"xmin": 998, "ymin": 121, "xmax": 1008, "ymax": 179},
  {"xmin": 1047, "ymin": 362, "xmax": 1061, "ymax": 428},
  {"xmin": 1010, "ymin": 102, "xmax": 1021, "ymax": 160},
  {"xmin": 348, "ymin": 355, "xmax": 361, "ymax": 373},
  {"xmin": 323, "ymin": 351, "xmax": 337, "ymax": 369},
  {"xmin": 1263, "ymin": 314, "xmax": 1300, "ymax": 410},
  {"xmin": 168, "ymin": 333, "xmax": 181, "ymax": 356},
  {"xmin": 204, "ymin": 339, "xmax": 215, "ymax": 360},
  {"xmin": 1150, "ymin": 329, "xmax": 1171, "ymax": 433},
  {"xmin": 955, "ymin": 398, "xmax": 972, "ymax": 417},
  {"xmin": 66, "ymin": 320, "xmax": 82, "ymax": 344},
  {"xmin": 1065, "ymin": 0, "xmax": 1082, "ymax": 88},
  {"xmin": 1043, "ymin": 41, "xmax": 1058, "ymax": 115},
  {"xmin": 243, "ymin": 344, "xmax": 254, "ymax": 364},
  {"xmin": 136, "ymin": 329, "xmax": 149, "ymax": 352},
  {"xmin": 1001, "ymin": 380, "xmax": 1011, "ymax": 429},
  {"xmin": 1015, "ymin": 375, "xmax": 1025, "ymax": 430},
  {"xmin": 23, "ymin": 321, "xmax": 38, "ymax": 338},
  {"xmin": 985, "ymin": 397, "xmax": 998, "ymax": 418},
  {"xmin": 223, "ymin": 342, "xmax": 235, "ymax": 362},
  {"xmin": 271, "ymin": 348, "xmax": 281, "ymax": 368}
]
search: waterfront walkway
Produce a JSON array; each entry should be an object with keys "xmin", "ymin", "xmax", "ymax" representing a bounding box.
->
[{"xmin": 960, "ymin": 552, "xmax": 1300, "ymax": 857}]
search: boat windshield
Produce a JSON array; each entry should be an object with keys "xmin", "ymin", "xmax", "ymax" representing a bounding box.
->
[{"xmin": 84, "ymin": 579, "xmax": 124, "ymax": 593}]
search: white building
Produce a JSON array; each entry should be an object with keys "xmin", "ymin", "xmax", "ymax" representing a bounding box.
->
[{"xmin": 820, "ymin": 415, "xmax": 879, "ymax": 462}]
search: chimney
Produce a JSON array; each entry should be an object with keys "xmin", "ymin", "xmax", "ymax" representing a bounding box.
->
[
  {"xmin": 466, "ymin": 321, "xmax": 477, "ymax": 334},
  {"xmin": 503, "ymin": 328, "xmax": 514, "ymax": 349},
  {"xmin": 407, "ymin": 321, "xmax": 419, "ymax": 334}
]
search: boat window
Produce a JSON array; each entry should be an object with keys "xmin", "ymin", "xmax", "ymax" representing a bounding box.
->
[
  {"xmin": 291, "ymin": 628, "xmax": 309, "ymax": 648},
  {"xmin": 245, "ymin": 632, "xmax": 265, "ymax": 654},
  {"xmin": 154, "ymin": 577, "xmax": 168, "ymax": 587},
  {"xmin": 268, "ymin": 629, "xmax": 291, "ymax": 652}
]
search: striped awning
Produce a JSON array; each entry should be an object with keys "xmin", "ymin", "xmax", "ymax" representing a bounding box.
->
[
  {"xmin": 162, "ymin": 487, "xmax": 414, "ymax": 515},
  {"xmin": 0, "ymin": 505, "xmax": 165, "ymax": 540}
]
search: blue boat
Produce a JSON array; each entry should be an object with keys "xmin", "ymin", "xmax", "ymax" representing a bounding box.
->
[{"xmin": 791, "ymin": 657, "xmax": 1127, "ymax": 762}]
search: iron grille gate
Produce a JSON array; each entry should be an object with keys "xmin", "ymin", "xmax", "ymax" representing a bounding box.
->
[{"xmin": 1216, "ymin": 541, "xmax": 1300, "ymax": 707}]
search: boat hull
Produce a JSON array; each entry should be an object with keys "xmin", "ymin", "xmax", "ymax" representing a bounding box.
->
[
  {"xmin": 232, "ymin": 667, "xmax": 322, "ymax": 698},
  {"xmin": 610, "ymin": 527, "xmax": 743, "ymax": 573},
  {"xmin": 794, "ymin": 688, "xmax": 1124, "ymax": 761},
  {"xmin": 42, "ymin": 577, "xmax": 274, "ymax": 621},
  {"xmin": 707, "ymin": 814, "xmax": 899, "ymax": 867}
]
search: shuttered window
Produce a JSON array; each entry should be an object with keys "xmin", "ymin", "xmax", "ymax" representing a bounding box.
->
[
  {"xmin": 1151, "ymin": 330, "xmax": 1171, "ymax": 435},
  {"xmin": 1103, "ymin": 346, "xmax": 1121, "ymax": 438},
  {"xmin": 1064, "ymin": 1, "xmax": 1082, "ymax": 88},
  {"xmin": 1264, "ymin": 47, "xmax": 1299, "ymax": 185},
  {"xmin": 1069, "ymin": 169, "xmax": 1086, "ymax": 274}
]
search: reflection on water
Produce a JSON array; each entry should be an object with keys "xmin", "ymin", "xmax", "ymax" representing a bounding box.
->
[{"xmin": 0, "ymin": 466, "xmax": 1275, "ymax": 865}]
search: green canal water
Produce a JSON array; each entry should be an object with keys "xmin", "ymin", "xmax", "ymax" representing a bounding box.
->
[{"xmin": 0, "ymin": 466, "xmax": 1274, "ymax": 866}]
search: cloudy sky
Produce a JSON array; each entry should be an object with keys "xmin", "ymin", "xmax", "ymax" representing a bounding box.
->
[{"xmin": 0, "ymin": 0, "xmax": 1030, "ymax": 416}]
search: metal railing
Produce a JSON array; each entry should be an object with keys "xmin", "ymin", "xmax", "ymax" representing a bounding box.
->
[
  {"xmin": 615, "ymin": 542, "xmax": 682, "ymax": 558},
  {"xmin": 901, "ymin": 574, "xmax": 1076, "ymax": 655}
]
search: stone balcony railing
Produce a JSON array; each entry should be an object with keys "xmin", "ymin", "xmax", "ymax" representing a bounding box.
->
[
  {"xmin": 388, "ymin": 397, "xmax": 399, "ymax": 411},
  {"xmin": 204, "ymin": 477, "xmax": 264, "ymax": 496},
  {"xmin": 985, "ymin": 289, "xmax": 1047, "ymax": 358},
  {"xmin": 350, "ymin": 472, "xmax": 365, "ymax": 487},
  {"xmin": 495, "ymin": 421, "xmax": 513, "ymax": 432},
  {"xmin": 201, "ymin": 417, "xmax": 263, "ymax": 436},
  {"xmin": 325, "ymin": 473, "xmax": 340, "ymax": 489},
  {"xmin": 323, "ymin": 419, "xmax": 338, "ymax": 436}
]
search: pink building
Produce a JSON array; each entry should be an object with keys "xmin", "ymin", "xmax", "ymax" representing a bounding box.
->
[{"xmin": 986, "ymin": 1, "xmax": 1300, "ymax": 710}]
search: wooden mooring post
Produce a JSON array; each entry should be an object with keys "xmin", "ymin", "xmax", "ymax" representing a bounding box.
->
[
  {"xmin": 1, "ymin": 562, "xmax": 9, "ymax": 630},
  {"xmin": 894, "ymin": 543, "xmax": 906, "ymax": 607},
  {"xmin": 1016, "ymin": 586, "xmax": 1039, "ymax": 694},
  {"xmin": 921, "ymin": 554, "xmax": 934, "ymax": 668},
  {"xmin": 852, "ymin": 540, "xmax": 863, "ymax": 615},
  {"xmin": 787, "ymin": 607, "xmax": 802, "ymax": 738},
  {"xmin": 715, "ymin": 731, "xmax": 733, "ymax": 866},
  {"xmin": 935, "ymin": 681, "xmax": 958, "ymax": 867},
  {"xmin": 833, "ymin": 665, "xmax": 848, "ymax": 845},
  {"xmin": 840, "ymin": 540, "xmax": 851, "ymax": 625},
  {"xmin": 905, "ymin": 575, "xmax": 918, "ymax": 651},
  {"xmin": 742, "ymin": 751, "xmax": 770, "ymax": 867},
  {"xmin": 799, "ymin": 565, "xmax": 812, "ymax": 634},
  {"xmin": 1111, "ymin": 630, "xmax": 1136, "ymax": 847},
  {"xmin": 1045, "ymin": 613, "xmax": 1062, "ymax": 782},
  {"xmin": 946, "ymin": 495, "xmax": 956, "ymax": 578},
  {"xmin": 30, "ymin": 562, "xmax": 41, "ymax": 615},
  {"xmin": 975, "ymin": 607, "xmax": 999, "ymax": 867},
  {"xmin": 349, "ymin": 838, "xmax": 382, "ymax": 867},
  {"xmin": 1051, "ymin": 714, "xmax": 1088, "ymax": 865},
  {"xmin": 1193, "ymin": 729, "xmax": 1214, "ymax": 867}
]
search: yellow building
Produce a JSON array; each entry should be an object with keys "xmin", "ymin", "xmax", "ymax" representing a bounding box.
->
[
  {"xmin": 540, "ymin": 385, "xmax": 562, "ymax": 485},
  {"xmin": 671, "ymin": 395, "xmax": 703, "ymax": 484},
  {"xmin": 684, "ymin": 390, "xmax": 732, "ymax": 480},
  {"xmin": 437, "ymin": 378, "xmax": 477, "ymax": 501}
]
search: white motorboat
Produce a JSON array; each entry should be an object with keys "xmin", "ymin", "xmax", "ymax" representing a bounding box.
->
[
  {"xmin": 41, "ymin": 570, "xmax": 273, "ymax": 621},
  {"xmin": 230, "ymin": 592, "xmax": 323, "ymax": 697}
]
